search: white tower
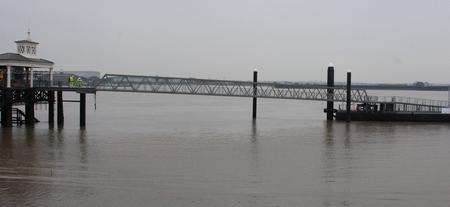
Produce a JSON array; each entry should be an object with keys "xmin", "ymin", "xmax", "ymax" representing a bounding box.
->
[{"xmin": 15, "ymin": 29, "xmax": 39, "ymax": 58}]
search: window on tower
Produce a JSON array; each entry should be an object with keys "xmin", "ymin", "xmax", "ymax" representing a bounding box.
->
[{"xmin": 18, "ymin": 45, "xmax": 25, "ymax": 53}]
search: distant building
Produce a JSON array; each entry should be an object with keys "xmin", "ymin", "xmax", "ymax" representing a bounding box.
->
[
  {"xmin": 413, "ymin": 81, "xmax": 430, "ymax": 87},
  {"xmin": 59, "ymin": 71, "xmax": 101, "ymax": 78}
]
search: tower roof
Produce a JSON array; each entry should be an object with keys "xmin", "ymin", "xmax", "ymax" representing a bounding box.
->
[
  {"xmin": 15, "ymin": 39, "xmax": 39, "ymax": 44},
  {"xmin": 14, "ymin": 40, "xmax": 39, "ymax": 44},
  {"xmin": 15, "ymin": 29, "xmax": 39, "ymax": 44}
]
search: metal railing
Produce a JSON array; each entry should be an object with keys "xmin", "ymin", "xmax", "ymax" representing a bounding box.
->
[
  {"xmin": 33, "ymin": 71, "xmax": 99, "ymax": 88},
  {"xmin": 367, "ymin": 96, "xmax": 449, "ymax": 107},
  {"xmin": 5, "ymin": 73, "xmax": 446, "ymax": 111},
  {"xmin": 94, "ymin": 74, "xmax": 370, "ymax": 102}
]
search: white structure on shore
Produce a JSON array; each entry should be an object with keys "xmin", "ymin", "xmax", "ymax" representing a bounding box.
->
[{"xmin": 0, "ymin": 31, "xmax": 54, "ymax": 88}]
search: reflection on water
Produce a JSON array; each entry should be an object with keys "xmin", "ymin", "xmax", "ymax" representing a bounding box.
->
[
  {"xmin": 321, "ymin": 122, "xmax": 354, "ymax": 207},
  {"xmin": 1, "ymin": 126, "xmax": 94, "ymax": 206},
  {"xmin": 1, "ymin": 92, "xmax": 450, "ymax": 206}
]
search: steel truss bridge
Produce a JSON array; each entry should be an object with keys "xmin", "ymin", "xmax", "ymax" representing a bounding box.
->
[
  {"xmin": 2, "ymin": 74, "xmax": 448, "ymax": 113},
  {"xmin": 95, "ymin": 74, "xmax": 369, "ymax": 103},
  {"xmin": 93, "ymin": 74, "xmax": 449, "ymax": 113}
]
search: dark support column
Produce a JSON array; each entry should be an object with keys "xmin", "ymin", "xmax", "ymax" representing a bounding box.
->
[
  {"xmin": 48, "ymin": 90, "xmax": 55, "ymax": 125},
  {"xmin": 346, "ymin": 71, "xmax": 352, "ymax": 122},
  {"xmin": 1, "ymin": 89, "xmax": 13, "ymax": 127},
  {"xmin": 80, "ymin": 93, "xmax": 86, "ymax": 127},
  {"xmin": 25, "ymin": 88, "xmax": 35, "ymax": 125},
  {"xmin": 57, "ymin": 91, "xmax": 64, "ymax": 127},
  {"xmin": 25, "ymin": 68, "xmax": 30, "ymax": 87},
  {"xmin": 252, "ymin": 69, "xmax": 258, "ymax": 119},
  {"xmin": 326, "ymin": 64, "xmax": 335, "ymax": 121}
]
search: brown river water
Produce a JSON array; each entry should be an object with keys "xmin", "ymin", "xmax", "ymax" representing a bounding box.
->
[{"xmin": 1, "ymin": 91, "xmax": 450, "ymax": 206}]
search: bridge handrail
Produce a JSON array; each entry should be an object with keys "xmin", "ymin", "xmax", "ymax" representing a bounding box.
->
[
  {"xmin": 96, "ymin": 73, "xmax": 352, "ymax": 90},
  {"xmin": 367, "ymin": 95, "xmax": 449, "ymax": 107}
]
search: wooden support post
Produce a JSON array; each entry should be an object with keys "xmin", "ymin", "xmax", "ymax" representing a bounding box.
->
[
  {"xmin": 346, "ymin": 70, "xmax": 352, "ymax": 122},
  {"xmin": 25, "ymin": 88, "xmax": 35, "ymax": 125},
  {"xmin": 1, "ymin": 89, "xmax": 13, "ymax": 127},
  {"xmin": 48, "ymin": 90, "xmax": 55, "ymax": 125},
  {"xmin": 326, "ymin": 63, "xmax": 335, "ymax": 121},
  {"xmin": 57, "ymin": 91, "xmax": 64, "ymax": 127},
  {"xmin": 80, "ymin": 93, "xmax": 86, "ymax": 127},
  {"xmin": 252, "ymin": 69, "xmax": 258, "ymax": 119}
]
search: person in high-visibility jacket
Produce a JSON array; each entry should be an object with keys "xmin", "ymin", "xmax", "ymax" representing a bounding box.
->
[
  {"xmin": 76, "ymin": 77, "xmax": 84, "ymax": 87},
  {"xmin": 68, "ymin": 75, "xmax": 75, "ymax": 87}
]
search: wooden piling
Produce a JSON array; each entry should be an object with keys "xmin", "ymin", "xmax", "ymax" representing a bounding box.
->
[
  {"xmin": 48, "ymin": 90, "xmax": 55, "ymax": 125},
  {"xmin": 346, "ymin": 71, "xmax": 352, "ymax": 122},
  {"xmin": 326, "ymin": 64, "xmax": 335, "ymax": 121},
  {"xmin": 252, "ymin": 70, "xmax": 258, "ymax": 119},
  {"xmin": 57, "ymin": 91, "xmax": 64, "ymax": 127},
  {"xmin": 80, "ymin": 93, "xmax": 86, "ymax": 127},
  {"xmin": 1, "ymin": 89, "xmax": 13, "ymax": 127},
  {"xmin": 25, "ymin": 88, "xmax": 35, "ymax": 125}
]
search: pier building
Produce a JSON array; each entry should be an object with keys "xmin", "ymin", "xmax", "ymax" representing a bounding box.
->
[
  {"xmin": 0, "ymin": 32, "xmax": 91, "ymax": 127},
  {"xmin": 0, "ymin": 31, "xmax": 54, "ymax": 88}
]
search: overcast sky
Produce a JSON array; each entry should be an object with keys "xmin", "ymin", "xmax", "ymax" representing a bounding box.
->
[{"xmin": 1, "ymin": 0, "xmax": 449, "ymax": 83}]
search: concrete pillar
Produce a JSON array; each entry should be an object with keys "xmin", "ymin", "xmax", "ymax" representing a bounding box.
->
[
  {"xmin": 6, "ymin": 65, "xmax": 11, "ymax": 88},
  {"xmin": 252, "ymin": 69, "xmax": 258, "ymax": 119},
  {"xmin": 48, "ymin": 90, "xmax": 55, "ymax": 125},
  {"xmin": 326, "ymin": 63, "xmax": 335, "ymax": 121},
  {"xmin": 1, "ymin": 89, "xmax": 13, "ymax": 127},
  {"xmin": 346, "ymin": 70, "xmax": 352, "ymax": 122},
  {"xmin": 80, "ymin": 93, "xmax": 86, "ymax": 127},
  {"xmin": 57, "ymin": 91, "xmax": 64, "ymax": 127}
]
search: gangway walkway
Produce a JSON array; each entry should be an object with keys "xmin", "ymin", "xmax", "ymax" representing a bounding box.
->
[
  {"xmin": 95, "ymin": 74, "xmax": 369, "ymax": 103},
  {"xmin": 2, "ymin": 73, "xmax": 448, "ymax": 111}
]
